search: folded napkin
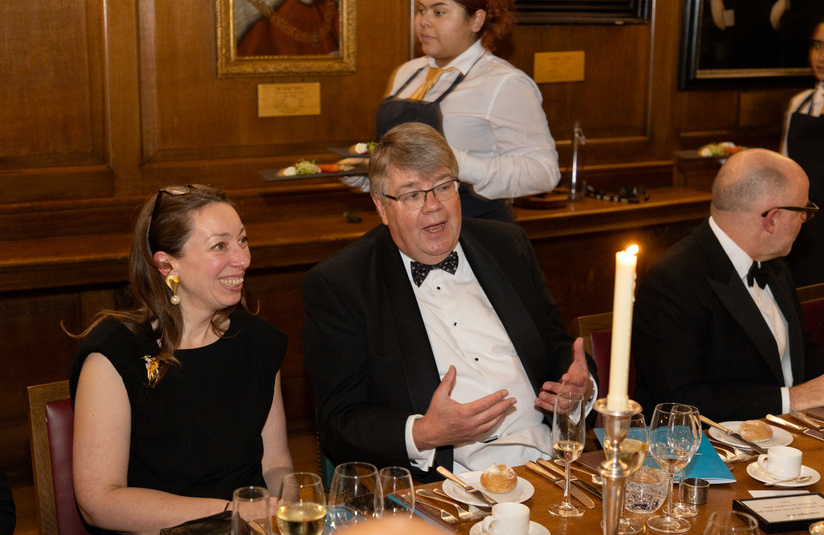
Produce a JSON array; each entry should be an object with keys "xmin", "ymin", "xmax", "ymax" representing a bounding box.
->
[{"xmin": 594, "ymin": 429, "xmax": 735, "ymax": 484}]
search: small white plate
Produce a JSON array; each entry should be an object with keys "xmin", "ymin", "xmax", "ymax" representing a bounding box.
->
[
  {"xmin": 469, "ymin": 520, "xmax": 549, "ymax": 535},
  {"xmin": 708, "ymin": 421, "xmax": 792, "ymax": 450},
  {"xmin": 746, "ymin": 462, "xmax": 820, "ymax": 487},
  {"xmin": 442, "ymin": 471, "xmax": 534, "ymax": 507}
]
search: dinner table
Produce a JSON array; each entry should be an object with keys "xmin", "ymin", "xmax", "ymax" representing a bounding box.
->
[{"xmin": 412, "ymin": 416, "xmax": 824, "ymax": 535}]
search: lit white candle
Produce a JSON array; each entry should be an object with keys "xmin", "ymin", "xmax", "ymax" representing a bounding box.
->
[{"xmin": 607, "ymin": 244, "xmax": 638, "ymax": 411}]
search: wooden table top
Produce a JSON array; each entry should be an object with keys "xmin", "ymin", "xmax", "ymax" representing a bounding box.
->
[{"xmin": 414, "ymin": 421, "xmax": 824, "ymax": 534}]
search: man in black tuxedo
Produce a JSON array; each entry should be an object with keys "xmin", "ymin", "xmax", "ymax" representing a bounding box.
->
[
  {"xmin": 633, "ymin": 148, "xmax": 824, "ymax": 422},
  {"xmin": 303, "ymin": 122, "xmax": 596, "ymax": 481}
]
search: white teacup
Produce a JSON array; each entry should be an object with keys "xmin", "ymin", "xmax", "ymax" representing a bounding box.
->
[
  {"xmin": 757, "ymin": 445, "xmax": 802, "ymax": 479},
  {"xmin": 482, "ymin": 502, "xmax": 530, "ymax": 535}
]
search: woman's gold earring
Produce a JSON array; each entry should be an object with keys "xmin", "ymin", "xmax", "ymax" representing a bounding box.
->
[{"xmin": 165, "ymin": 275, "xmax": 180, "ymax": 305}]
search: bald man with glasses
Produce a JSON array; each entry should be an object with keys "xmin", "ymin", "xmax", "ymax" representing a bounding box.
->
[
  {"xmin": 633, "ymin": 148, "xmax": 824, "ymax": 422},
  {"xmin": 303, "ymin": 123, "xmax": 597, "ymax": 482}
]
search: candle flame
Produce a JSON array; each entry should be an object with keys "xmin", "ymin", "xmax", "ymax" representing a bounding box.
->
[{"xmin": 626, "ymin": 244, "xmax": 639, "ymax": 256}]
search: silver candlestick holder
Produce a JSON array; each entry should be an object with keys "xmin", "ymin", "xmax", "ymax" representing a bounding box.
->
[{"xmin": 595, "ymin": 398, "xmax": 642, "ymax": 535}]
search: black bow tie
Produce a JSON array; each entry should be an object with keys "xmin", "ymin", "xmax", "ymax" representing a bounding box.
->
[
  {"xmin": 411, "ymin": 251, "xmax": 459, "ymax": 286},
  {"xmin": 747, "ymin": 261, "xmax": 769, "ymax": 289}
]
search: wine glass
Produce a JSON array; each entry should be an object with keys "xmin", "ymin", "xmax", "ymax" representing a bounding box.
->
[
  {"xmin": 702, "ymin": 511, "xmax": 759, "ymax": 535},
  {"xmin": 548, "ymin": 392, "xmax": 586, "ymax": 518},
  {"xmin": 671, "ymin": 405, "xmax": 701, "ymax": 518},
  {"xmin": 275, "ymin": 472, "xmax": 327, "ymax": 535},
  {"xmin": 602, "ymin": 412, "xmax": 648, "ymax": 534},
  {"xmin": 231, "ymin": 486, "xmax": 273, "ymax": 535},
  {"xmin": 378, "ymin": 466, "xmax": 415, "ymax": 518},
  {"xmin": 646, "ymin": 403, "xmax": 701, "ymax": 533},
  {"xmin": 328, "ymin": 462, "xmax": 383, "ymax": 520}
]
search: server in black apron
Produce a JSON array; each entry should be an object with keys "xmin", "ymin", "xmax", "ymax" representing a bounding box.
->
[
  {"xmin": 376, "ymin": 0, "xmax": 559, "ymax": 222},
  {"xmin": 781, "ymin": 19, "xmax": 824, "ymax": 286}
]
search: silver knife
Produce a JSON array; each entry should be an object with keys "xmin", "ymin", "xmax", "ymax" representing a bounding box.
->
[
  {"xmin": 767, "ymin": 414, "xmax": 824, "ymax": 444},
  {"xmin": 525, "ymin": 461, "xmax": 595, "ymax": 509},
  {"xmin": 700, "ymin": 415, "xmax": 768, "ymax": 454},
  {"xmin": 790, "ymin": 411, "xmax": 824, "ymax": 433},
  {"xmin": 436, "ymin": 466, "xmax": 497, "ymax": 507},
  {"xmin": 537, "ymin": 458, "xmax": 603, "ymax": 499}
]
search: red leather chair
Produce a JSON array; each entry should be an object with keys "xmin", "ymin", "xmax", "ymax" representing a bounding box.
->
[
  {"xmin": 801, "ymin": 296, "xmax": 824, "ymax": 353},
  {"xmin": 27, "ymin": 380, "xmax": 91, "ymax": 535}
]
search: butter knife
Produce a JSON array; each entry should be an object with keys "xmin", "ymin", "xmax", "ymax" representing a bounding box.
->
[
  {"xmin": 436, "ymin": 466, "xmax": 497, "ymax": 507},
  {"xmin": 699, "ymin": 415, "xmax": 768, "ymax": 454},
  {"xmin": 537, "ymin": 458, "xmax": 603, "ymax": 500},
  {"xmin": 525, "ymin": 461, "xmax": 595, "ymax": 509},
  {"xmin": 766, "ymin": 414, "xmax": 824, "ymax": 444},
  {"xmin": 790, "ymin": 411, "xmax": 824, "ymax": 433}
]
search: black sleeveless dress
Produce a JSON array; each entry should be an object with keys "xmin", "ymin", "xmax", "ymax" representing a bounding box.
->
[{"xmin": 69, "ymin": 310, "xmax": 288, "ymax": 500}]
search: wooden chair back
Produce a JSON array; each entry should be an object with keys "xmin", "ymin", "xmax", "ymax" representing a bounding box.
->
[{"xmin": 27, "ymin": 380, "xmax": 90, "ymax": 535}]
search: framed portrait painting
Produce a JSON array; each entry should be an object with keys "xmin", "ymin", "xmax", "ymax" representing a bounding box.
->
[
  {"xmin": 679, "ymin": 0, "xmax": 824, "ymax": 89},
  {"xmin": 216, "ymin": 0, "xmax": 356, "ymax": 77}
]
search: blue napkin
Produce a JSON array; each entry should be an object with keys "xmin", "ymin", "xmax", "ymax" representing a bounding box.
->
[{"xmin": 595, "ymin": 428, "xmax": 735, "ymax": 484}]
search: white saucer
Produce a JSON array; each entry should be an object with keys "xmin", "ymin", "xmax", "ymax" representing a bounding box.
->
[
  {"xmin": 469, "ymin": 520, "xmax": 549, "ymax": 535},
  {"xmin": 442, "ymin": 471, "xmax": 534, "ymax": 507},
  {"xmin": 709, "ymin": 421, "xmax": 792, "ymax": 450},
  {"xmin": 746, "ymin": 462, "xmax": 820, "ymax": 487}
]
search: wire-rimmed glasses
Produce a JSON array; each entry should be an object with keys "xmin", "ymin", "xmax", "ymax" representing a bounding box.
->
[{"xmin": 383, "ymin": 179, "xmax": 460, "ymax": 211}]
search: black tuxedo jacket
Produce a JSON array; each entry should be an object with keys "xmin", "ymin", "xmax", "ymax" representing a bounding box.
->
[
  {"xmin": 302, "ymin": 218, "xmax": 594, "ymax": 480},
  {"xmin": 632, "ymin": 219, "xmax": 824, "ymax": 421}
]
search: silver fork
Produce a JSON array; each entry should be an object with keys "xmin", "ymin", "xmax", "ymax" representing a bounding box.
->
[
  {"xmin": 708, "ymin": 438, "xmax": 755, "ymax": 463},
  {"xmin": 416, "ymin": 489, "xmax": 472, "ymax": 520}
]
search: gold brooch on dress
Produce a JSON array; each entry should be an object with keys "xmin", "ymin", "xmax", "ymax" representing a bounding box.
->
[{"xmin": 143, "ymin": 355, "xmax": 160, "ymax": 383}]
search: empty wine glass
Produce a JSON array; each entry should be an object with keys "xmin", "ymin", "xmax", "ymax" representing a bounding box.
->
[
  {"xmin": 328, "ymin": 462, "xmax": 383, "ymax": 520},
  {"xmin": 671, "ymin": 405, "xmax": 701, "ymax": 518},
  {"xmin": 548, "ymin": 392, "xmax": 586, "ymax": 518},
  {"xmin": 647, "ymin": 403, "xmax": 701, "ymax": 533},
  {"xmin": 231, "ymin": 486, "xmax": 273, "ymax": 535},
  {"xmin": 702, "ymin": 511, "xmax": 759, "ymax": 535},
  {"xmin": 379, "ymin": 466, "xmax": 415, "ymax": 518},
  {"xmin": 276, "ymin": 472, "xmax": 327, "ymax": 535},
  {"xmin": 602, "ymin": 412, "xmax": 648, "ymax": 534}
]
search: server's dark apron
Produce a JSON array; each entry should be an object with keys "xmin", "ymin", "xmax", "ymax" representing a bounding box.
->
[
  {"xmin": 786, "ymin": 91, "xmax": 824, "ymax": 286},
  {"xmin": 376, "ymin": 66, "xmax": 513, "ymax": 222}
]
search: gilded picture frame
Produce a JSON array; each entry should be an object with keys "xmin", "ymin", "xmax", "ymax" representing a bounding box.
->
[
  {"xmin": 216, "ymin": 0, "xmax": 356, "ymax": 77},
  {"xmin": 678, "ymin": 0, "xmax": 823, "ymax": 89}
]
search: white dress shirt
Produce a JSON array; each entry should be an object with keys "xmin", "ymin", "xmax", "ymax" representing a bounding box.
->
[
  {"xmin": 400, "ymin": 244, "xmax": 555, "ymax": 473},
  {"xmin": 709, "ymin": 217, "xmax": 792, "ymax": 411},
  {"xmin": 781, "ymin": 83, "xmax": 824, "ymax": 156},
  {"xmin": 389, "ymin": 40, "xmax": 560, "ymax": 200}
]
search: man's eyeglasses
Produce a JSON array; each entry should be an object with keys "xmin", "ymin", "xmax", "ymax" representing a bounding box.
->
[
  {"xmin": 760, "ymin": 201, "xmax": 819, "ymax": 222},
  {"xmin": 384, "ymin": 179, "xmax": 460, "ymax": 211}
]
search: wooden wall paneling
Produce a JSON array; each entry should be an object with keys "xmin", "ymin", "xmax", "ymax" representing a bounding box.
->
[
  {"xmin": 0, "ymin": 0, "xmax": 113, "ymax": 202},
  {"xmin": 136, "ymin": 0, "xmax": 409, "ymax": 194},
  {"xmin": 0, "ymin": 290, "xmax": 86, "ymax": 483}
]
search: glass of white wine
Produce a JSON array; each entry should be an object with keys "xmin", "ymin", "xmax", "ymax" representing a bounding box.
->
[
  {"xmin": 276, "ymin": 472, "xmax": 327, "ymax": 535},
  {"xmin": 548, "ymin": 392, "xmax": 586, "ymax": 518},
  {"xmin": 603, "ymin": 412, "xmax": 648, "ymax": 534},
  {"xmin": 647, "ymin": 403, "xmax": 701, "ymax": 533}
]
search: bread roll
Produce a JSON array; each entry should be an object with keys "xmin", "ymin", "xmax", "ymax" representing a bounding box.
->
[
  {"xmin": 738, "ymin": 420, "xmax": 773, "ymax": 442},
  {"xmin": 480, "ymin": 464, "xmax": 517, "ymax": 494}
]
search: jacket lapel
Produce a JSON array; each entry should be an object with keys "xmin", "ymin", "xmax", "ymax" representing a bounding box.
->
[
  {"xmin": 375, "ymin": 228, "xmax": 443, "ymax": 414},
  {"xmin": 459, "ymin": 229, "xmax": 547, "ymax": 391},
  {"xmin": 698, "ymin": 223, "xmax": 785, "ymax": 384},
  {"xmin": 765, "ymin": 259, "xmax": 806, "ymax": 383}
]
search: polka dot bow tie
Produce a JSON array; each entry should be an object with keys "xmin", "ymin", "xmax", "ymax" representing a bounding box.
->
[{"xmin": 411, "ymin": 251, "xmax": 459, "ymax": 287}]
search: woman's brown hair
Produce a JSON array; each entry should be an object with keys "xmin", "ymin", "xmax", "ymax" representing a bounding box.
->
[
  {"xmin": 71, "ymin": 184, "xmax": 249, "ymax": 386},
  {"xmin": 454, "ymin": 0, "xmax": 516, "ymax": 51}
]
